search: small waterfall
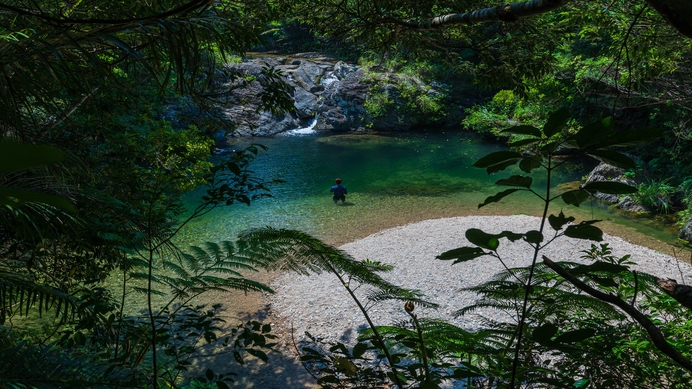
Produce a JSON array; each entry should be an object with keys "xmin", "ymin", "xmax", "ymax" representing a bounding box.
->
[
  {"xmin": 282, "ymin": 115, "xmax": 318, "ymax": 136},
  {"xmin": 321, "ymin": 71, "xmax": 339, "ymax": 88}
]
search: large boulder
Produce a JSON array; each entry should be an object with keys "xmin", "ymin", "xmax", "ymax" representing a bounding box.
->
[
  {"xmin": 616, "ymin": 196, "xmax": 649, "ymax": 213},
  {"xmin": 680, "ymin": 219, "xmax": 692, "ymax": 243},
  {"xmin": 583, "ymin": 162, "xmax": 636, "ymax": 204}
]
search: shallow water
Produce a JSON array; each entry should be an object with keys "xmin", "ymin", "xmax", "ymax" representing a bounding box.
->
[{"xmin": 177, "ymin": 131, "xmax": 681, "ymax": 254}]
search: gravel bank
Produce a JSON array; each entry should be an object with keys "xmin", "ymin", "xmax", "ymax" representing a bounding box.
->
[{"xmin": 270, "ymin": 215, "xmax": 691, "ymax": 345}]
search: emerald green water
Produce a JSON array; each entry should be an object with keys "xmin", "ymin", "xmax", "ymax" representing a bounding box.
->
[{"xmin": 178, "ymin": 131, "xmax": 680, "ymax": 252}]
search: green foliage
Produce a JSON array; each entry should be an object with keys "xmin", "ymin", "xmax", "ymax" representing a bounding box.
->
[
  {"xmin": 363, "ymin": 87, "xmax": 394, "ymax": 120},
  {"xmin": 635, "ymin": 179, "xmax": 676, "ymax": 214}
]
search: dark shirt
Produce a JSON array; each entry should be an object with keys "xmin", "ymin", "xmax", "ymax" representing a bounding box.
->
[{"xmin": 330, "ymin": 184, "xmax": 347, "ymax": 197}]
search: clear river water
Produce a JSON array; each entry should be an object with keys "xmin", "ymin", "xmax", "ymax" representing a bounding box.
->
[{"xmin": 177, "ymin": 130, "xmax": 681, "ymax": 254}]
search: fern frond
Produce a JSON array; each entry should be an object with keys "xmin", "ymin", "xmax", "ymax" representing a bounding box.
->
[
  {"xmin": 238, "ymin": 227, "xmax": 434, "ymax": 306},
  {"xmin": 0, "ymin": 269, "xmax": 77, "ymax": 324}
]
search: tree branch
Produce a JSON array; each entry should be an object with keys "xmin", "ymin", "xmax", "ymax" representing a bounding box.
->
[
  {"xmin": 388, "ymin": 0, "xmax": 570, "ymax": 30},
  {"xmin": 542, "ymin": 255, "xmax": 692, "ymax": 372},
  {"xmin": 0, "ymin": 0, "xmax": 211, "ymax": 25}
]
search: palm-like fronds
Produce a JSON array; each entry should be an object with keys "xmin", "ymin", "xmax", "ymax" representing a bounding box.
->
[
  {"xmin": 457, "ymin": 261, "xmax": 631, "ymax": 321},
  {"xmin": 159, "ymin": 240, "xmax": 274, "ymax": 305},
  {"xmin": 238, "ymin": 227, "xmax": 435, "ymax": 307},
  {"xmin": 0, "ymin": 269, "xmax": 77, "ymax": 325}
]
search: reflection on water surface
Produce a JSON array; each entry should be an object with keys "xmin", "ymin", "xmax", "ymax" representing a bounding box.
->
[{"xmin": 178, "ymin": 131, "xmax": 681, "ymax": 255}]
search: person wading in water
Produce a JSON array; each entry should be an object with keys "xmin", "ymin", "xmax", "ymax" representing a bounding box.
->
[{"xmin": 330, "ymin": 178, "xmax": 348, "ymax": 204}]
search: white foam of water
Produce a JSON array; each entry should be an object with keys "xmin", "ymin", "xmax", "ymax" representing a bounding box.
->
[
  {"xmin": 321, "ymin": 71, "xmax": 339, "ymax": 88},
  {"xmin": 282, "ymin": 115, "xmax": 318, "ymax": 136}
]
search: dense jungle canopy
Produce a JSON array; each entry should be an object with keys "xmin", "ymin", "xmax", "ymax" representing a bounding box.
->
[{"xmin": 2, "ymin": 0, "xmax": 692, "ymax": 388}]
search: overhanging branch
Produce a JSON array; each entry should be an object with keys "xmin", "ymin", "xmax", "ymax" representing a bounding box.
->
[
  {"xmin": 543, "ymin": 255, "xmax": 692, "ymax": 372},
  {"xmin": 390, "ymin": 0, "xmax": 570, "ymax": 30}
]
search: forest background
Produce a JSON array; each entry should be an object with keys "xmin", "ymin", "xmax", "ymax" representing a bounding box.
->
[{"xmin": 3, "ymin": 0, "xmax": 692, "ymax": 388}]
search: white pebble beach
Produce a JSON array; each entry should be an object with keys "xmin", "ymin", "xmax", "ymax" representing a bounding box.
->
[{"xmin": 270, "ymin": 215, "xmax": 692, "ymax": 345}]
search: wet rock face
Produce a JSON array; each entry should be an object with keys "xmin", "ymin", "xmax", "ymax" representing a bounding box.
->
[
  {"xmin": 193, "ymin": 55, "xmax": 481, "ymax": 138},
  {"xmin": 583, "ymin": 162, "xmax": 651, "ymax": 213},
  {"xmin": 583, "ymin": 162, "xmax": 639, "ymax": 204}
]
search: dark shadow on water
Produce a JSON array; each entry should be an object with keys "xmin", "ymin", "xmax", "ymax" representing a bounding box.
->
[{"xmin": 338, "ymin": 202, "xmax": 355, "ymax": 206}]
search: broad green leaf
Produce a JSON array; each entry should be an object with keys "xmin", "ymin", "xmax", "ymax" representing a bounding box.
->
[
  {"xmin": 582, "ymin": 182, "xmax": 637, "ymax": 194},
  {"xmin": 561, "ymin": 190, "xmax": 590, "ymax": 207},
  {"xmin": 466, "ymin": 228, "xmax": 500, "ymax": 250},
  {"xmin": 573, "ymin": 378, "xmax": 591, "ymax": 388},
  {"xmin": 519, "ymin": 157, "xmax": 542, "ymax": 173},
  {"xmin": 437, "ymin": 247, "xmax": 488, "ymax": 264},
  {"xmin": 0, "ymin": 140, "xmax": 65, "ymax": 174},
  {"xmin": 533, "ymin": 322, "xmax": 558, "ymax": 344},
  {"xmin": 542, "ymin": 108, "xmax": 571, "ymax": 137},
  {"xmin": 548, "ymin": 212, "xmax": 575, "ymax": 231},
  {"xmin": 601, "ymin": 127, "xmax": 666, "ymax": 147},
  {"xmin": 501, "ymin": 125, "xmax": 542, "ymax": 138},
  {"xmin": 353, "ymin": 342, "xmax": 368, "ymax": 359},
  {"xmin": 496, "ymin": 175, "xmax": 532, "ymax": 188},
  {"xmin": 473, "ymin": 151, "xmax": 523, "ymax": 168},
  {"xmin": 554, "ymin": 328, "xmax": 596, "ymax": 344},
  {"xmin": 478, "ymin": 189, "xmax": 520, "ymax": 209},
  {"xmin": 525, "ymin": 230, "xmax": 543, "ymax": 244},
  {"xmin": 564, "ymin": 117, "xmax": 614, "ymax": 148},
  {"xmin": 540, "ymin": 140, "xmax": 560, "ymax": 154},
  {"xmin": 586, "ymin": 150, "xmax": 635, "ymax": 169},
  {"xmin": 0, "ymin": 187, "xmax": 76, "ymax": 212},
  {"xmin": 564, "ymin": 224, "xmax": 603, "ymax": 241},
  {"xmin": 486, "ymin": 159, "xmax": 521, "ymax": 174},
  {"xmin": 508, "ymin": 138, "xmax": 541, "ymax": 148},
  {"xmin": 334, "ymin": 357, "xmax": 357, "ymax": 376}
]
